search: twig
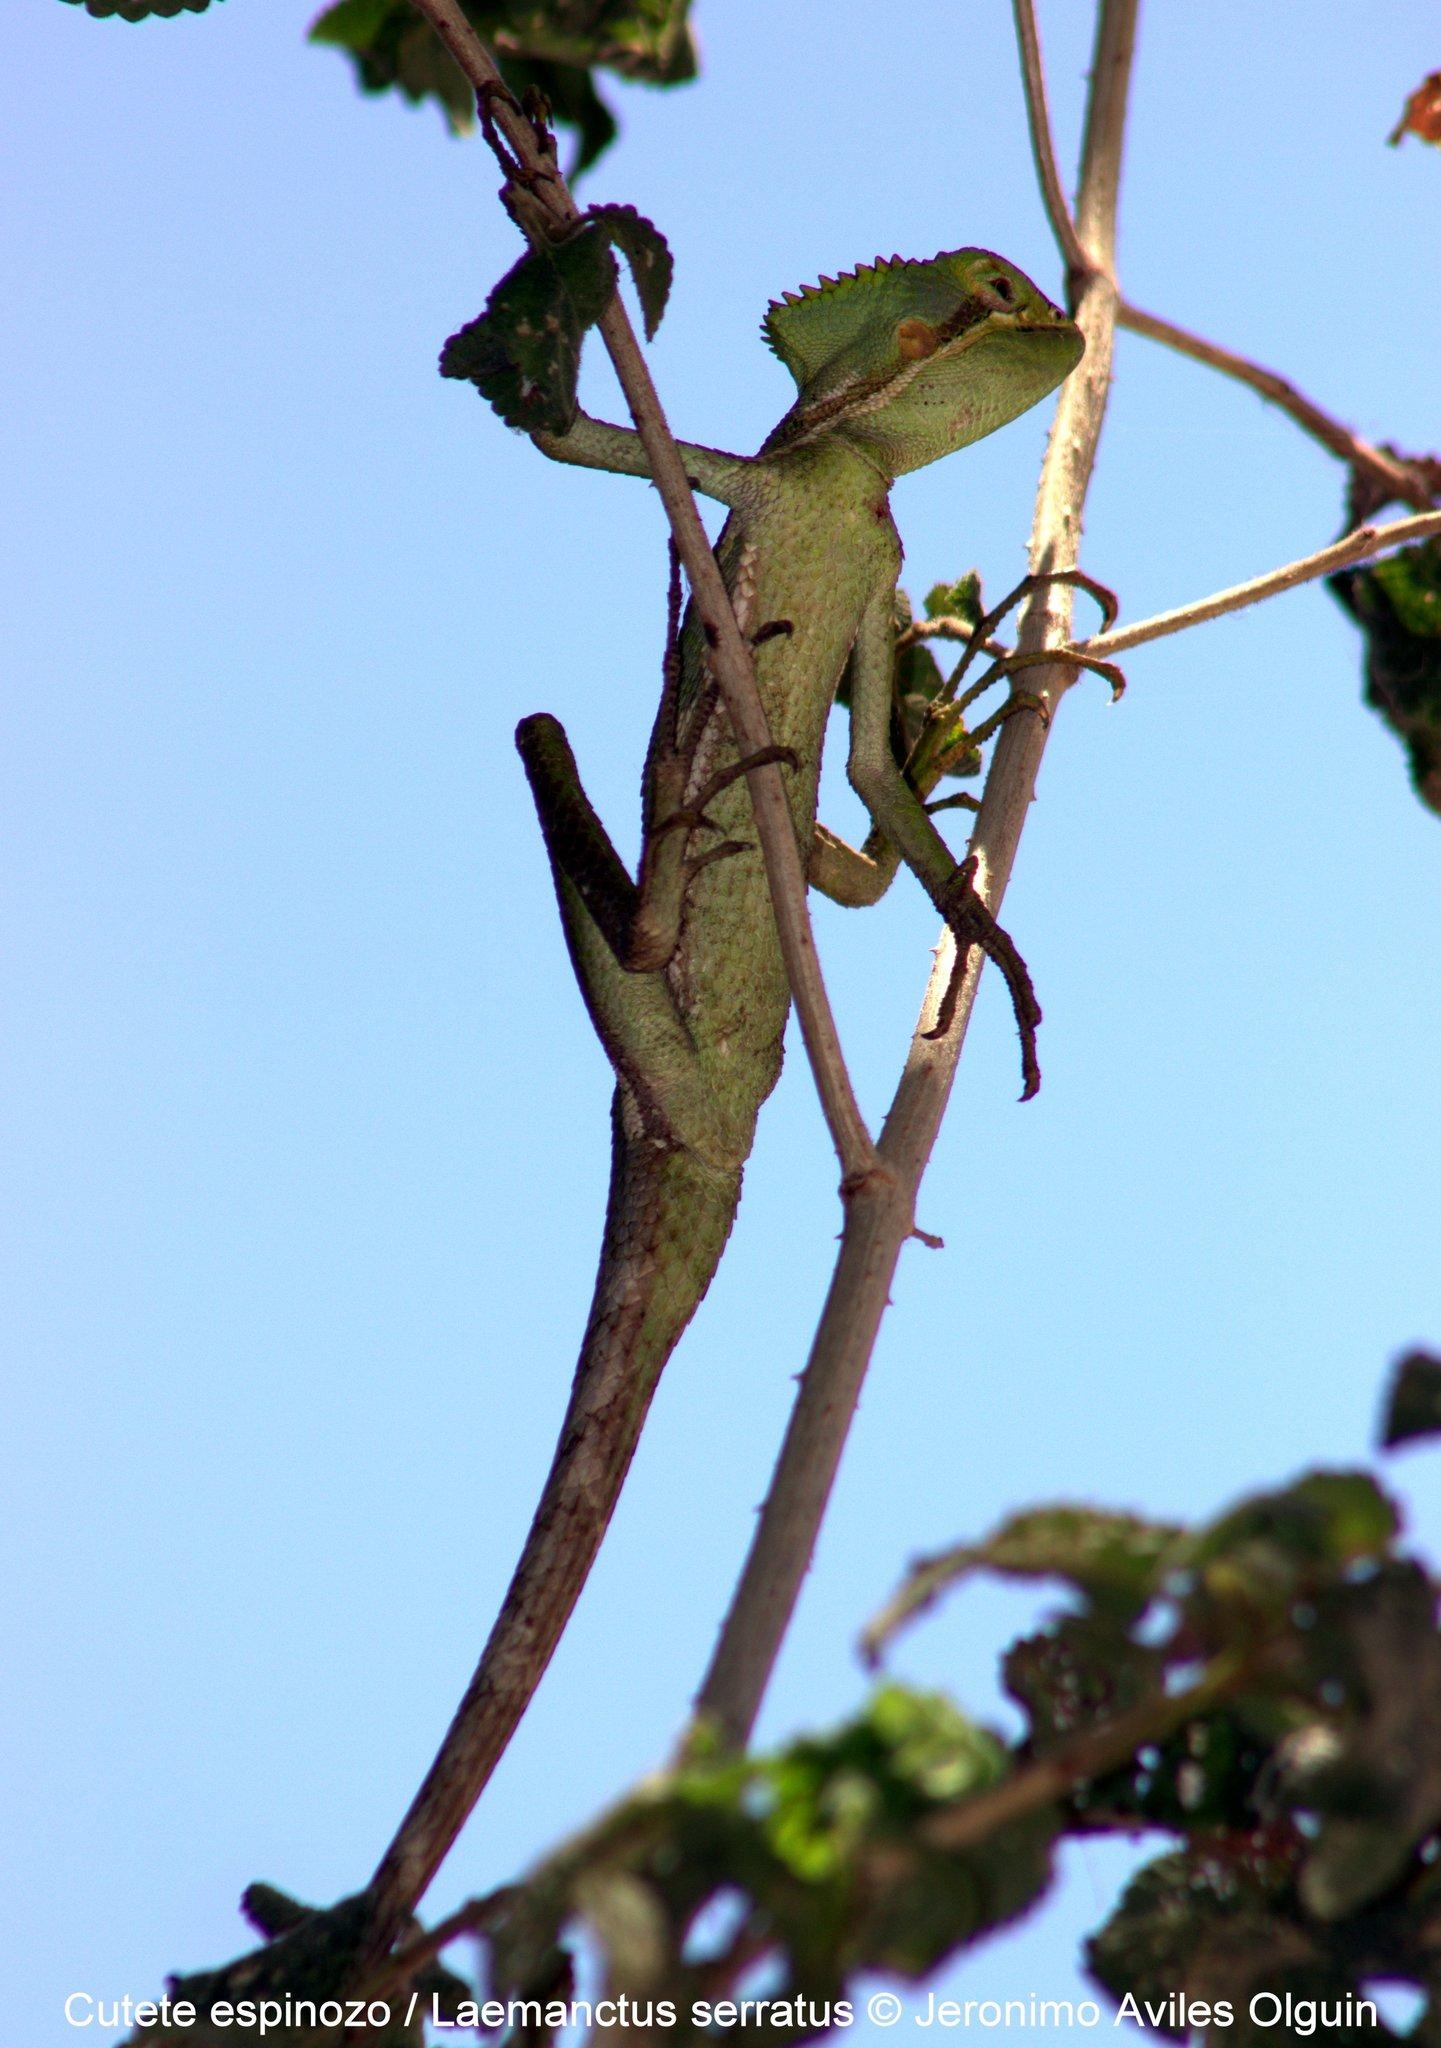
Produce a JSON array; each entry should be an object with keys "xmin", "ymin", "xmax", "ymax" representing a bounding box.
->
[
  {"xmin": 406, "ymin": 0, "xmax": 873, "ymax": 1182},
  {"xmin": 1015, "ymin": 0, "xmax": 1439, "ymax": 518},
  {"xmin": 920, "ymin": 1645, "xmax": 1252, "ymax": 1853},
  {"xmin": 689, "ymin": 0, "xmax": 1140, "ymax": 1753},
  {"xmin": 363, "ymin": 1889, "xmax": 510, "ymax": 2002},
  {"xmin": 1073, "ymin": 509, "xmax": 1441, "ymax": 663},
  {"xmin": 1118, "ymin": 300, "xmax": 1440, "ymax": 514},
  {"xmin": 1012, "ymin": 0, "xmax": 1095, "ymax": 284}
]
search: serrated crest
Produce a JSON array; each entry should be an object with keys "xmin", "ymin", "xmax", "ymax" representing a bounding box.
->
[{"xmin": 761, "ymin": 254, "xmax": 940, "ymax": 387}]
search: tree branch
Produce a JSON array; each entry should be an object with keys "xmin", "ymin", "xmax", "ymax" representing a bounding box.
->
[
  {"xmin": 405, "ymin": 0, "xmax": 874, "ymax": 1182},
  {"xmin": 1118, "ymin": 300, "xmax": 1441, "ymax": 514},
  {"xmin": 1074, "ymin": 509, "xmax": 1441, "ymax": 663},
  {"xmin": 920, "ymin": 1645, "xmax": 1252, "ymax": 1853},
  {"xmin": 1011, "ymin": 0, "xmax": 1094, "ymax": 284},
  {"xmin": 688, "ymin": 0, "xmax": 1141, "ymax": 1754}
]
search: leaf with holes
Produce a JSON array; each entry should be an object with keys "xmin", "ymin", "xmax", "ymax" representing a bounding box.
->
[
  {"xmin": 586, "ymin": 204, "xmax": 673, "ymax": 338},
  {"xmin": 440, "ymin": 225, "xmax": 618, "ymax": 433}
]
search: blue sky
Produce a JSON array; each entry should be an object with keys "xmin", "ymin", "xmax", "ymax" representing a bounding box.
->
[{"xmin": 6, "ymin": 3, "xmax": 1440, "ymax": 2041}]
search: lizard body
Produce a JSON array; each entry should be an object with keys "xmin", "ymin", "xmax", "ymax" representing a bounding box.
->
[{"xmin": 375, "ymin": 250, "xmax": 1081, "ymax": 1911}]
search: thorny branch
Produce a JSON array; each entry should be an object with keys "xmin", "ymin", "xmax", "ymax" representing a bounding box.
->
[
  {"xmin": 1117, "ymin": 301, "xmax": 1441, "ymax": 516},
  {"xmin": 689, "ymin": 0, "xmax": 1141, "ymax": 1755},
  {"xmin": 372, "ymin": 0, "xmax": 1437, "ymax": 1967}
]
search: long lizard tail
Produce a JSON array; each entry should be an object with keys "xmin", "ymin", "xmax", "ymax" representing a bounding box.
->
[{"xmin": 365, "ymin": 1087, "xmax": 742, "ymax": 1939}]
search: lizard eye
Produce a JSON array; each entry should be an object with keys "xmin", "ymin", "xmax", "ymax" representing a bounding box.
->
[{"xmin": 985, "ymin": 273, "xmax": 1016, "ymax": 304}]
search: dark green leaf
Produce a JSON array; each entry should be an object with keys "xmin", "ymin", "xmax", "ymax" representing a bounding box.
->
[
  {"xmin": 440, "ymin": 225, "xmax": 617, "ymax": 432},
  {"xmin": 1382, "ymin": 1349, "xmax": 1441, "ymax": 1449},
  {"xmin": 1331, "ymin": 539, "xmax": 1441, "ymax": 818},
  {"xmin": 1179, "ymin": 1470, "xmax": 1401, "ymax": 1630},
  {"xmin": 586, "ymin": 203, "xmax": 673, "ymax": 337},
  {"xmin": 308, "ymin": 0, "xmax": 697, "ymax": 171},
  {"xmin": 1003, "ymin": 1615, "xmax": 1163, "ymax": 1749},
  {"xmin": 1085, "ymin": 1830, "xmax": 1395, "ymax": 2046},
  {"xmin": 863, "ymin": 1505, "xmax": 1182, "ymax": 1664},
  {"xmin": 60, "ymin": 0, "xmax": 216, "ymax": 15},
  {"xmin": 1284, "ymin": 1565, "xmax": 1441, "ymax": 1919}
]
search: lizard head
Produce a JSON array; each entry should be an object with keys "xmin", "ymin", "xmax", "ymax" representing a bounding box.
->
[{"xmin": 760, "ymin": 249, "xmax": 1082, "ymax": 474}]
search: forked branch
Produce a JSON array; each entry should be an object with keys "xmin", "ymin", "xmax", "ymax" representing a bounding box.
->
[{"xmin": 1012, "ymin": 0, "xmax": 1440, "ymax": 518}]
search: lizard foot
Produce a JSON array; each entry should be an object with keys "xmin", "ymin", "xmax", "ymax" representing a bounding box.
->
[{"xmin": 925, "ymin": 855, "xmax": 1042, "ymax": 1100}]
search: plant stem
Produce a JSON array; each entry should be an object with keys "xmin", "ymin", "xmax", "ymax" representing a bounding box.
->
[
  {"xmin": 1117, "ymin": 301, "xmax": 1439, "ymax": 512},
  {"xmin": 1011, "ymin": 0, "xmax": 1093, "ymax": 285},
  {"xmin": 920, "ymin": 1646, "xmax": 1250, "ymax": 1852},
  {"xmin": 689, "ymin": 0, "xmax": 1140, "ymax": 1754},
  {"xmin": 357, "ymin": 0, "xmax": 882, "ymax": 1954},
  {"xmin": 1074, "ymin": 509, "xmax": 1441, "ymax": 663},
  {"xmin": 405, "ymin": 0, "xmax": 874, "ymax": 1181}
]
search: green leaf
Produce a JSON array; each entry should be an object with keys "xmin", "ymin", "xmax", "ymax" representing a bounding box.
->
[
  {"xmin": 1085, "ymin": 1830, "xmax": 1388, "ymax": 2046},
  {"xmin": 924, "ymin": 572, "xmax": 984, "ymax": 629},
  {"xmin": 440, "ymin": 225, "xmax": 618, "ymax": 432},
  {"xmin": 1331, "ymin": 539, "xmax": 1441, "ymax": 818},
  {"xmin": 586, "ymin": 204, "xmax": 672, "ymax": 338},
  {"xmin": 60, "ymin": 0, "xmax": 216, "ymax": 15},
  {"xmin": 1381, "ymin": 1348, "xmax": 1441, "ymax": 1449}
]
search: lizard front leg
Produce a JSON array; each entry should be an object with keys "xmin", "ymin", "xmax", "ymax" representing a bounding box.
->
[{"xmin": 532, "ymin": 410, "xmax": 754, "ymax": 508}]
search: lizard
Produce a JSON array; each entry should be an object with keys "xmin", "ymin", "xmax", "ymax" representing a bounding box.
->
[{"xmin": 371, "ymin": 248, "xmax": 1083, "ymax": 1920}]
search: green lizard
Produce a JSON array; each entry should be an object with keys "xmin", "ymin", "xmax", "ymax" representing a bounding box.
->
[{"xmin": 376, "ymin": 248, "xmax": 1082, "ymax": 1911}]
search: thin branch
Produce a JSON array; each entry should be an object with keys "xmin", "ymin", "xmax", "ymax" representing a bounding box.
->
[
  {"xmin": 1074, "ymin": 510, "xmax": 1441, "ymax": 663},
  {"xmin": 1118, "ymin": 300, "xmax": 1440, "ymax": 514},
  {"xmin": 1012, "ymin": 0, "xmax": 1095, "ymax": 283},
  {"xmin": 689, "ymin": 0, "xmax": 1140, "ymax": 1754},
  {"xmin": 1017, "ymin": 0, "xmax": 1439, "ymax": 519},
  {"xmin": 920, "ymin": 1646, "xmax": 1253, "ymax": 1853},
  {"xmin": 406, "ymin": 0, "xmax": 874, "ymax": 1182}
]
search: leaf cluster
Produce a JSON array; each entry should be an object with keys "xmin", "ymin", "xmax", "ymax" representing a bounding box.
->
[
  {"xmin": 308, "ymin": 0, "xmax": 696, "ymax": 172},
  {"xmin": 59, "ymin": 0, "xmax": 217, "ymax": 17},
  {"xmin": 430, "ymin": 1361, "xmax": 1441, "ymax": 2045}
]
